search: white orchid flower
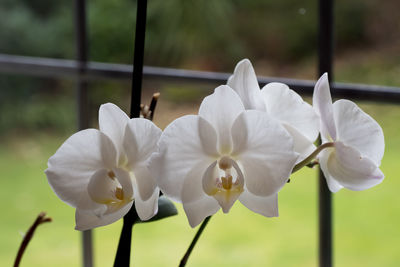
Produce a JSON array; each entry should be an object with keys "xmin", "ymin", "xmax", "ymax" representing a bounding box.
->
[
  {"xmin": 150, "ymin": 85, "xmax": 298, "ymax": 227},
  {"xmin": 313, "ymin": 73, "xmax": 385, "ymax": 192},
  {"xmin": 227, "ymin": 59, "xmax": 320, "ymax": 162},
  {"xmin": 45, "ymin": 103, "xmax": 161, "ymax": 230}
]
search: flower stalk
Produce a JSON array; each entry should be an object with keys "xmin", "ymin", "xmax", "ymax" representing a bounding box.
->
[
  {"xmin": 113, "ymin": 209, "xmax": 138, "ymax": 267},
  {"xmin": 141, "ymin": 92, "xmax": 160, "ymax": 120},
  {"xmin": 292, "ymin": 142, "xmax": 335, "ymax": 173},
  {"xmin": 179, "ymin": 216, "xmax": 211, "ymax": 267},
  {"xmin": 14, "ymin": 212, "xmax": 52, "ymax": 267},
  {"xmin": 113, "ymin": 0, "xmax": 149, "ymax": 264}
]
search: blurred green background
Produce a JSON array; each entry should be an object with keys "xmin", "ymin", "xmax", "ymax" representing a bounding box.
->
[{"xmin": 0, "ymin": 0, "xmax": 399, "ymax": 266}]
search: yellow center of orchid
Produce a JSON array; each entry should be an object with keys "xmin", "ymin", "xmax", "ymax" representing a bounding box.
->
[
  {"xmin": 87, "ymin": 169, "xmax": 133, "ymax": 216},
  {"xmin": 203, "ymin": 156, "xmax": 244, "ymax": 213},
  {"xmin": 105, "ymin": 170, "xmax": 126, "ymax": 202},
  {"xmin": 108, "ymin": 170, "xmax": 116, "ymax": 179},
  {"xmin": 115, "ymin": 187, "xmax": 124, "ymax": 201}
]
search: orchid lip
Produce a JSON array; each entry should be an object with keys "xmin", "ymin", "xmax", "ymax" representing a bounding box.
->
[
  {"xmin": 203, "ymin": 156, "xmax": 244, "ymax": 213},
  {"xmin": 87, "ymin": 169, "xmax": 133, "ymax": 214}
]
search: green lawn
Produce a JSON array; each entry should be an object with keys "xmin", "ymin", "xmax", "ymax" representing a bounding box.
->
[{"xmin": 1, "ymin": 101, "xmax": 399, "ymax": 267}]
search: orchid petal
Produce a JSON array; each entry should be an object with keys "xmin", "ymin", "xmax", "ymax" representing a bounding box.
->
[
  {"xmin": 199, "ymin": 85, "xmax": 245, "ymax": 154},
  {"xmin": 326, "ymin": 175, "xmax": 344, "ymax": 193},
  {"xmin": 239, "ymin": 191, "xmax": 278, "ymax": 217},
  {"xmin": 324, "ymin": 142, "xmax": 384, "ymax": 191},
  {"xmin": 149, "ymin": 115, "xmax": 215, "ymax": 201},
  {"xmin": 333, "ymin": 99, "xmax": 384, "ymax": 165},
  {"xmin": 132, "ymin": 164, "xmax": 157, "ymax": 201},
  {"xmin": 313, "ymin": 73, "xmax": 337, "ymax": 140},
  {"xmin": 181, "ymin": 161, "xmax": 219, "ymax": 227},
  {"xmin": 99, "ymin": 103, "xmax": 130, "ymax": 157},
  {"xmin": 113, "ymin": 168, "xmax": 134, "ymax": 200},
  {"xmin": 76, "ymin": 190, "xmax": 107, "ymax": 215},
  {"xmin": 198, "ymin": 116, "xmax": 219, "ymax": 157},
  {"xmin": 283, "ymin": 124, "xmax": 317, "ymax": 163},
  {"xmin": 135, "ymin": 187, "xmax": 159, "ymax": 221},
  {"xmin": 261, "ymin": 82, "xmax": 319, "ymax": 142},
  {"xmin": 123, "ymin": 118, "xmax": 162, "ymax": 167},
  {"xmin": 183, "ymin": 196, "xmax": 220, "ymax": 228},
  {"xmin": 231, "ymin": 110, "xmax": 298, "ymax": 196},
  {"xmin": 201, "ymin": 161, "xmax": 219, "ymax": 196},
  {"xmin": 182, "ymin": 161, "xmax": 213, "ymax": 203},
  {"xmin": 227, "ymin": 59, "xmax": 265, "ymax": 110},
  {"xmin": 75, "ymin": 202, "xmax": 133, "ymax": 231},
  {"xmin": 46, "ymin": 129, "xmax": 117, "ymax": 207},
  {"xmin": 318, "ymin": 149, "xmax": 344, "ymax": 193}
]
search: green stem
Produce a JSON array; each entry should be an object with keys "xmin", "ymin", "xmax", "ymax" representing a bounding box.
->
[
  {"xmin": 179, "ymin": 216, "xmax": 211, "ymax": 267},
  {"xmin": 291, "ymin": 142, "xmax": 335, "ymax": 174}
]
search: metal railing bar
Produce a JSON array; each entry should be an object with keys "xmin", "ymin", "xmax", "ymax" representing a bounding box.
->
[
  {"xmin": 318, "ymin": 0, "xmax": 334, "ymax": 265},
  {"xmin": 74, "ymin": 0, "xmax": 93, "ymax": 266},
  {"xmin": 0, "ymin": 53, "xmax": 399, "ymax": 103}
]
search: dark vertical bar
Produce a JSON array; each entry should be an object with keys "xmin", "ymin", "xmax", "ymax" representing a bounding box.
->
[
  {"xmin": 113, "ymin": 1, "xmax": 148, "ymax": 266},
  {"xmin": 318, "ymin": 0, "xmax": 334, "ymax": 267},
  {"xmin": 318, "ymin": 0, "xmax": 334, "ymax": 78},
  {"xmin": 75, "ymin": 0, "xmax": 89, "ymax": 129},
  {"xmin": 113, "ymin": 208, "xmax": 137, "ymax": 267},
  {"xmin": 130, "ymin": 0, "xmax": 148, "ymax": 118},
  {"xmin": 74, "ymin": 1, "xmax": 93, "ymax": 267}
]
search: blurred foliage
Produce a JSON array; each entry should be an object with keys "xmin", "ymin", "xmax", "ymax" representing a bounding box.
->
[
  {"xmin": 146, "ymin": 0, "xmax": 240, "ymax": 68},
  {"xmin": 0, "ymin": 0, "xmax": 73, "ymax": 58},
  {"xmin": 0, "ymin": 76, "xmax": 76, "ymax": 134},
  {"xmin": 0, "ymin": 0, "xmax": 383, "ymax": 66},
  {"xmin": 0, "ymin": 0, "xmax": 399, "ymax": 134},
  {"xmin": 86, "ymin": 0, "xmax": 379, "ymax": 67}
]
